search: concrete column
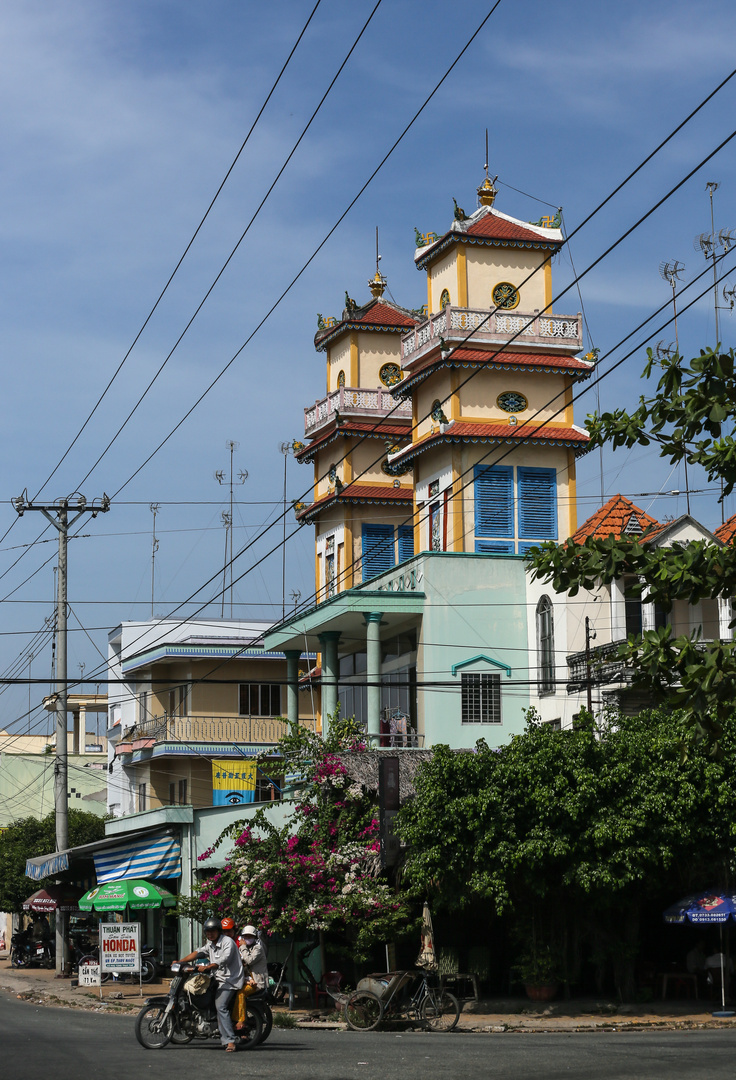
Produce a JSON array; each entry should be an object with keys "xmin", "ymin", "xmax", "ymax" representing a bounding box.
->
[
  {"xmin": 364, "ymin": 613, "xmax": 383, "ymax": 744},
  {"xmin": 318, "ymin": 632, "xmax": 341, "ymax": 735},
  {"xmin": 284, "ymin": 650, "xmax": 301, "ymax": 726},
  {"xmin": 72, "ymin": 708, "xmax": 80, "ymax": 755},
  {"xmin": 79, "ymin": 705, "xmax": 86, "ymax": 752}
]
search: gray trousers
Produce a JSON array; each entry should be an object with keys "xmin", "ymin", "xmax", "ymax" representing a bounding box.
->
[{"xmin": 215, "ymin": 986, "xmax": 237, "ymax": 1046}]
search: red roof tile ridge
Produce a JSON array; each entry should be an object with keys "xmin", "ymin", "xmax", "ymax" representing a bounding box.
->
[
  {"xmin": 715, "ymin": 511, "xmax": 736, "ymax": 543},
  {"xmin": 572, "ymin": 494, "xmax": 662, "ymax": 544}
]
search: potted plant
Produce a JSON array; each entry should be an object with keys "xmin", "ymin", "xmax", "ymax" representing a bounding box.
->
[{"xmin": 513, "ymin": 943, "xmax": 560, "ymax": 1001}]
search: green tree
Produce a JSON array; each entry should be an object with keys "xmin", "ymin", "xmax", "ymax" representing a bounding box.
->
[
  {"xmin": 0, "ymin": 808, "xmax": 107, "ymax": 912},
  {"xmin": 529, "ymin": 346, "xmax": 736, "ymax": 744},
  {"xmin": 396, "ymin": 710, "xmax": 736, "ymax": 998}
]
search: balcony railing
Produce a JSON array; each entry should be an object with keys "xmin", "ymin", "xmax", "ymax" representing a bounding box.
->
[
  {"xmin": 567, "ymin": 638, "xmax": 719, "ymax": 691},
  {"xmin": 401, "ymin": 305, "xmax": 583, "ymax": 364},
  {"xmin": 125, "ymin": 714, "xmax": 317, "ymax": 747},
  {"xmin": 304, "ymin": 385, "xmax": 412, "ymax": 437}
]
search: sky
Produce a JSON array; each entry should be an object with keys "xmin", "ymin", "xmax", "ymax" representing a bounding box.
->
[{"xmin": 1, "ymin": 0, "xmax": 736, "ymax": 737}]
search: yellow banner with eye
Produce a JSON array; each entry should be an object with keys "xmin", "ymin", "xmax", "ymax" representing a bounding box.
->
[{"xmin": 212, "ymin": 760, "xmax": 256, "ymax": 805}]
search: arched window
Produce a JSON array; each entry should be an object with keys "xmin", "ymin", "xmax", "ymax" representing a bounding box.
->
[
  {"xmin": 536, "ymin": 595, "xmax": 555, "ymax": 694},
  {"xmin": 337, "ymin": 369, "xmax": 345, "ymax": 387},
  {"xmin": 439, "ymin": 289, "xmax": 451, "ymax": 309}
]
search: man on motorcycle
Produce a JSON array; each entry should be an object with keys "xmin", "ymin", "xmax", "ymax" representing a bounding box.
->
[{"xmin": 177, "ymin": 916, "xmax": 244, "ymax": 1052}]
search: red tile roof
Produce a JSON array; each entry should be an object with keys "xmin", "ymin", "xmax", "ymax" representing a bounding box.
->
[
  {"xmin": 355, "ymin": 301, "xmax": 416, "ymax": 328},
  {"xmin": 397, "ymin": 347, "xmax": 592, "ymax": 392},
  {"xmin": 296, "ymin": 421, "xmax": 411, "ymax": 462},
  {"xmin": 572, "ymin": 495, "xmax": 662, "ymax": 544},
  {"xmin": 296, "ymin": 482, "xmax": 413, "ymax": 521},
  {"xmin": 715, "ymin": 512, "xmax": 736, "ymax": 544},
  {"xmin": 388, "ymin": 420, "xmax": 589, "ymax": 467},
  {"xmin": 466, "ymin": 214, "xmax": 562, "ymax": 245}
]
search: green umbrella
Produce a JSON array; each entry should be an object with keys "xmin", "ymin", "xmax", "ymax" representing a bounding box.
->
[{"xmin": 78, "ymin": 878, "xmax": 177, "ymax": 912}]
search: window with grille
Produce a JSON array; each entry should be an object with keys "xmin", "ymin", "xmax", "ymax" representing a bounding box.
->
[
  {"xmin": 461, "ymin": 672, "xmax": 501, "ymax": 723},
  {"xmin": 239, "ymin": 683, "xmax": 281, "ymax": 717}
]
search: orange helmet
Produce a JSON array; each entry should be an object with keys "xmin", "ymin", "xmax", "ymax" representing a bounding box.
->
[{"xmin": 221, "ymin": 917, "xmax": 236, "ymax": 932}]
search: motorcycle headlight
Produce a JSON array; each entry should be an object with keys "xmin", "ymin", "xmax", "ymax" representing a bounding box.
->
[{"xmin": 170, "ymin": 962, "xmax": 181, "ymax": 973}]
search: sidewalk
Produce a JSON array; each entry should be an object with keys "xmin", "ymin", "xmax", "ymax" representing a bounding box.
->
[{"xmin": 2, "ymin": 959, "xmax": 736, "ymax": 1031}]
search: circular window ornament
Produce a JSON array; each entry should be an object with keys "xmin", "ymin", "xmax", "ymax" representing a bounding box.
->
[
  {"xmin": 497, "ymin": 391, "xmax": 528, "ymax": 414},
  {"xmin": 492, "ymin": 282, "xmax": 520, "ymax": 310},
  {"xmin": 379, "ymin": 362, "xmax": 402, "ymax": 387}
]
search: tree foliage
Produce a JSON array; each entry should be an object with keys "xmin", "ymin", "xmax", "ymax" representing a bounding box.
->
[
  {"xmin": 529, "ymin": 347, "xmax": 736, "ymax": 743},
  {"xmin": 0, "ymin": 809, "xmax": 107, "ymax": 913},
  {"xmin": 396, "ymin": 710, "xmax": 736, "ymax": 995},
  {"xmin": 179, "ymin": 714, "xmax": 412, "ymax": 957}
]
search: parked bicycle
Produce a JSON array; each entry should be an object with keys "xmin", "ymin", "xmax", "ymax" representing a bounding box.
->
[{"xmin": 341, "ymin": 969, "xmax": 459, "ymax": 1032}]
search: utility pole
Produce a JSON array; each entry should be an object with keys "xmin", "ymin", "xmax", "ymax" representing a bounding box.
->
[
  {"xmin": 279, "ymin": 441, "xmax": 296, "ymax": 621},
  {"xmin": 214, "ymin": 441, "xmax": 247, "ymax": 618},
  {"xmin": 12, "ymin": 491, "xmax": 110, "ymax": 975},
  {"xmin": 584, "ymin": 616, "xmax": 596, "ymax": 716},
  {"xmin": 149, "ymin": 502, "xmax": 160, "ymax": 618}
]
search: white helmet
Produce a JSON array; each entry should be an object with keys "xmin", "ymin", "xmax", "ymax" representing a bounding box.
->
[{"xmin": 241, "ymin": 924, "xmax": 257, "ymax": 937}]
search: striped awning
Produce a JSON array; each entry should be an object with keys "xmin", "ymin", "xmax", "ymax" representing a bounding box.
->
[{"xmin": 93, "ymin": 833, "xmax": 181, "ymax": 882}]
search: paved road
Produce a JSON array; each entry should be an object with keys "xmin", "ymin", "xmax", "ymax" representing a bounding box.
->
[{"xmin": 4, "ymin": 993, "xmax": 736, "ymax": 1079}]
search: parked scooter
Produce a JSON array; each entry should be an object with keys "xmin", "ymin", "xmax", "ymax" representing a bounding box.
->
[
  {"xmin": 10, "ymin": 928, "xmax": 54, "ymax": 969},
  {"xmin": 135, "ymin": 960, "xmax": 263, "ymax": 1050}
]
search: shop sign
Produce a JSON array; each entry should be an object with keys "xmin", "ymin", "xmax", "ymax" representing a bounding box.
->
[{"xmin": 100, "ymin": 922, "xmax": 140, "ymax": 972}]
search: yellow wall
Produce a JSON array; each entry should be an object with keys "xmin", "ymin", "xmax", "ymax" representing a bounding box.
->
[
  {"xmin": 465, "ymin": 245, "xmax": 547, "ymax": 312},
  {"xmin": 427, "ymin": 250, "xmax": 457, "ymax": 315},
  {"xmin": 459, "ymin": 368, "xmax": 571, "ymax": 425},
  {"xmin": 327, "ymin": 336, "xmax": 351, "ymax": 392},
  {"xmin": 355, "ymin": 332, "xmax": 402, "ymax": 387}
]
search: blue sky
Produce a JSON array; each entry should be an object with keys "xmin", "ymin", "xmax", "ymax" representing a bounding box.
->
[{"xmin": 1, "ymin": 0, "xmax": 735, "ymax": 736}]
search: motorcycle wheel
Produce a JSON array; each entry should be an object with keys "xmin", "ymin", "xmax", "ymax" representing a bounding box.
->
[
  {"xmin": 345, "ymin": 990, "xmax": 383, "ymax": 1031},
  {"xmin": 420, "ymin": 990, "xmax": 460, "ymax": 1032},
  {"xmin": 79, "ymin": 953, "xmax": 111, "ymax": 984},
  {"xmin": 247, "ymin": 1002, "xmax": 272, "ymax": 1046},
  {"xmin": 235, "ymin": 1008, "xmax": 263, "ymax": 1050},
  {"xmin": 141, "ymin": 959, "xmax": 157, "ymax": 983},
  {"xmin": 135, "ymin": 1004, "xmax": 173, "ymax": 1049},
  {"xmin": 11, "ymin": 949, "xmax": 29, "ymax": 969}
]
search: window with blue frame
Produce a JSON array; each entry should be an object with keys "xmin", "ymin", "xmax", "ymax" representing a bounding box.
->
[
  {"xmin": 398, "ymin": 525, "xmax": 414, "ymax": 563},
  {"xmin": 362, "ymin": 523, "xmax": 395, "ymax": 581},
  {"xmin": 474, "ymin": 464, "xmax": 557, "ymax": 551},
  {"xmin": 518, "ymin": 467, "xmax": 557, "ymax": 539}
]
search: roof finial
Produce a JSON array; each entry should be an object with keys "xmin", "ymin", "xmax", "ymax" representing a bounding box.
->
[
  {"xmin": 478, "ymin": 128, "xmax": 498, "ymax": 207},
  {"xmin": 368, "ymin": 225, "xmax": 386, "ymax": 298}
]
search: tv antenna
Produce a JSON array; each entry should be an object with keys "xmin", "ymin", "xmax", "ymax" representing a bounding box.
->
[
  {"xmin": 655, "ymin": 340, "xmax": 676, "ymax": 362},
  {"xmin": 214, "ymin": 440, "xmax": 247, "ymax": 618},
  {"xmin": 723, "ymin": 283, "xmax": 736, "ymax": 312},
  {"xmin": 694, "ymin": 183, "xmax": 734, "ymax": 347},
  {"xmin": 659, "ymin": 260, "xmax": 685, "ymax": 352}
]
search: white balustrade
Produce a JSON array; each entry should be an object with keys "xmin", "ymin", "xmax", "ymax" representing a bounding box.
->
[
  {"xmin": 304, "ymin": 385, "xmax": 412, "ymax": 435},
  {"xmin": 402, "ymin": 305, "xmax": 582, "ymax": 362}
]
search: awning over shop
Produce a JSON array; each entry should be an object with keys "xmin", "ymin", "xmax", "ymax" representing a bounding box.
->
[
  {"xmin": 93, "ymin": 833, "xmax": 181, "ymax": 882},
  {"xmin": 25, "ymin": 826, "xmax": 180, "ymax": 882}
]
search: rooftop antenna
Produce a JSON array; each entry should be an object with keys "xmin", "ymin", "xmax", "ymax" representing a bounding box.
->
[
  {"xmin": 694, "ymin": 182, "xmax": 732, "ymax": 347},
  {"xmin": 214, "ymin": 440, "xmax": 247, "ymax": 618},
  {"xmin": 655, "ymin": 340, "xmax": 676, "ymax": 362},
  {"xmin": 484, "ymin": 128, "xmax": 489, "ymax": 179},
  {"xmin": 149, "ymin": 502, "xmax": 160, "ymax": 618},
  {"xmin": 723, "ymin": 283, "xmax": 736, "ymax": 312},
  {"xmin": 658, "ymin": 260, "xmax": 686, "ymax": 352},
  {"xmin": 290, "ymin": 589, "xmax": 301, "ymax": 615}
]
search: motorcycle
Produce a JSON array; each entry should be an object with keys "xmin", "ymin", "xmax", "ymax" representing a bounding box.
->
[
  {"xmin": 10, "ymin": 929, "xmax": 54, "ymax": 969},
  {"xmin": 135, "ymin": 961, "xmax": 264, "ymax": 1050}
]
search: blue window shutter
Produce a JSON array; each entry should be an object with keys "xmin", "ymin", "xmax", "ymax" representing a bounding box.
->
[
  {"xmin": 362, "ymin": 524, "xmax": 395, "ymax": 581},
  {"xmin": 398, "ymin": 526, "xmax": 414, "ymax": 563},
  {"xmin": 475, "ymin": 539, "xmax": 515, "ymax": 554},
  {"xmin": 474, "ymin": 465, "xmax": 513, "ymax": 537},
  {"xmin": 518, "ymin": 541, "xmax": 543, "ymax": 555},
  {"xmin": 518, "ymin": 467, "xmax": 557, "ymax": 539}
]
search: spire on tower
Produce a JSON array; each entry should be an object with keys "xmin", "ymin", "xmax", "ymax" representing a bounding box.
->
[
  {"xmin": 368, "ymin": 225, "xmax": 386, "ymax": 298},
  {"xmin": 478, "ymin": 127, "xmax": 498, "ymax": 206}
]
